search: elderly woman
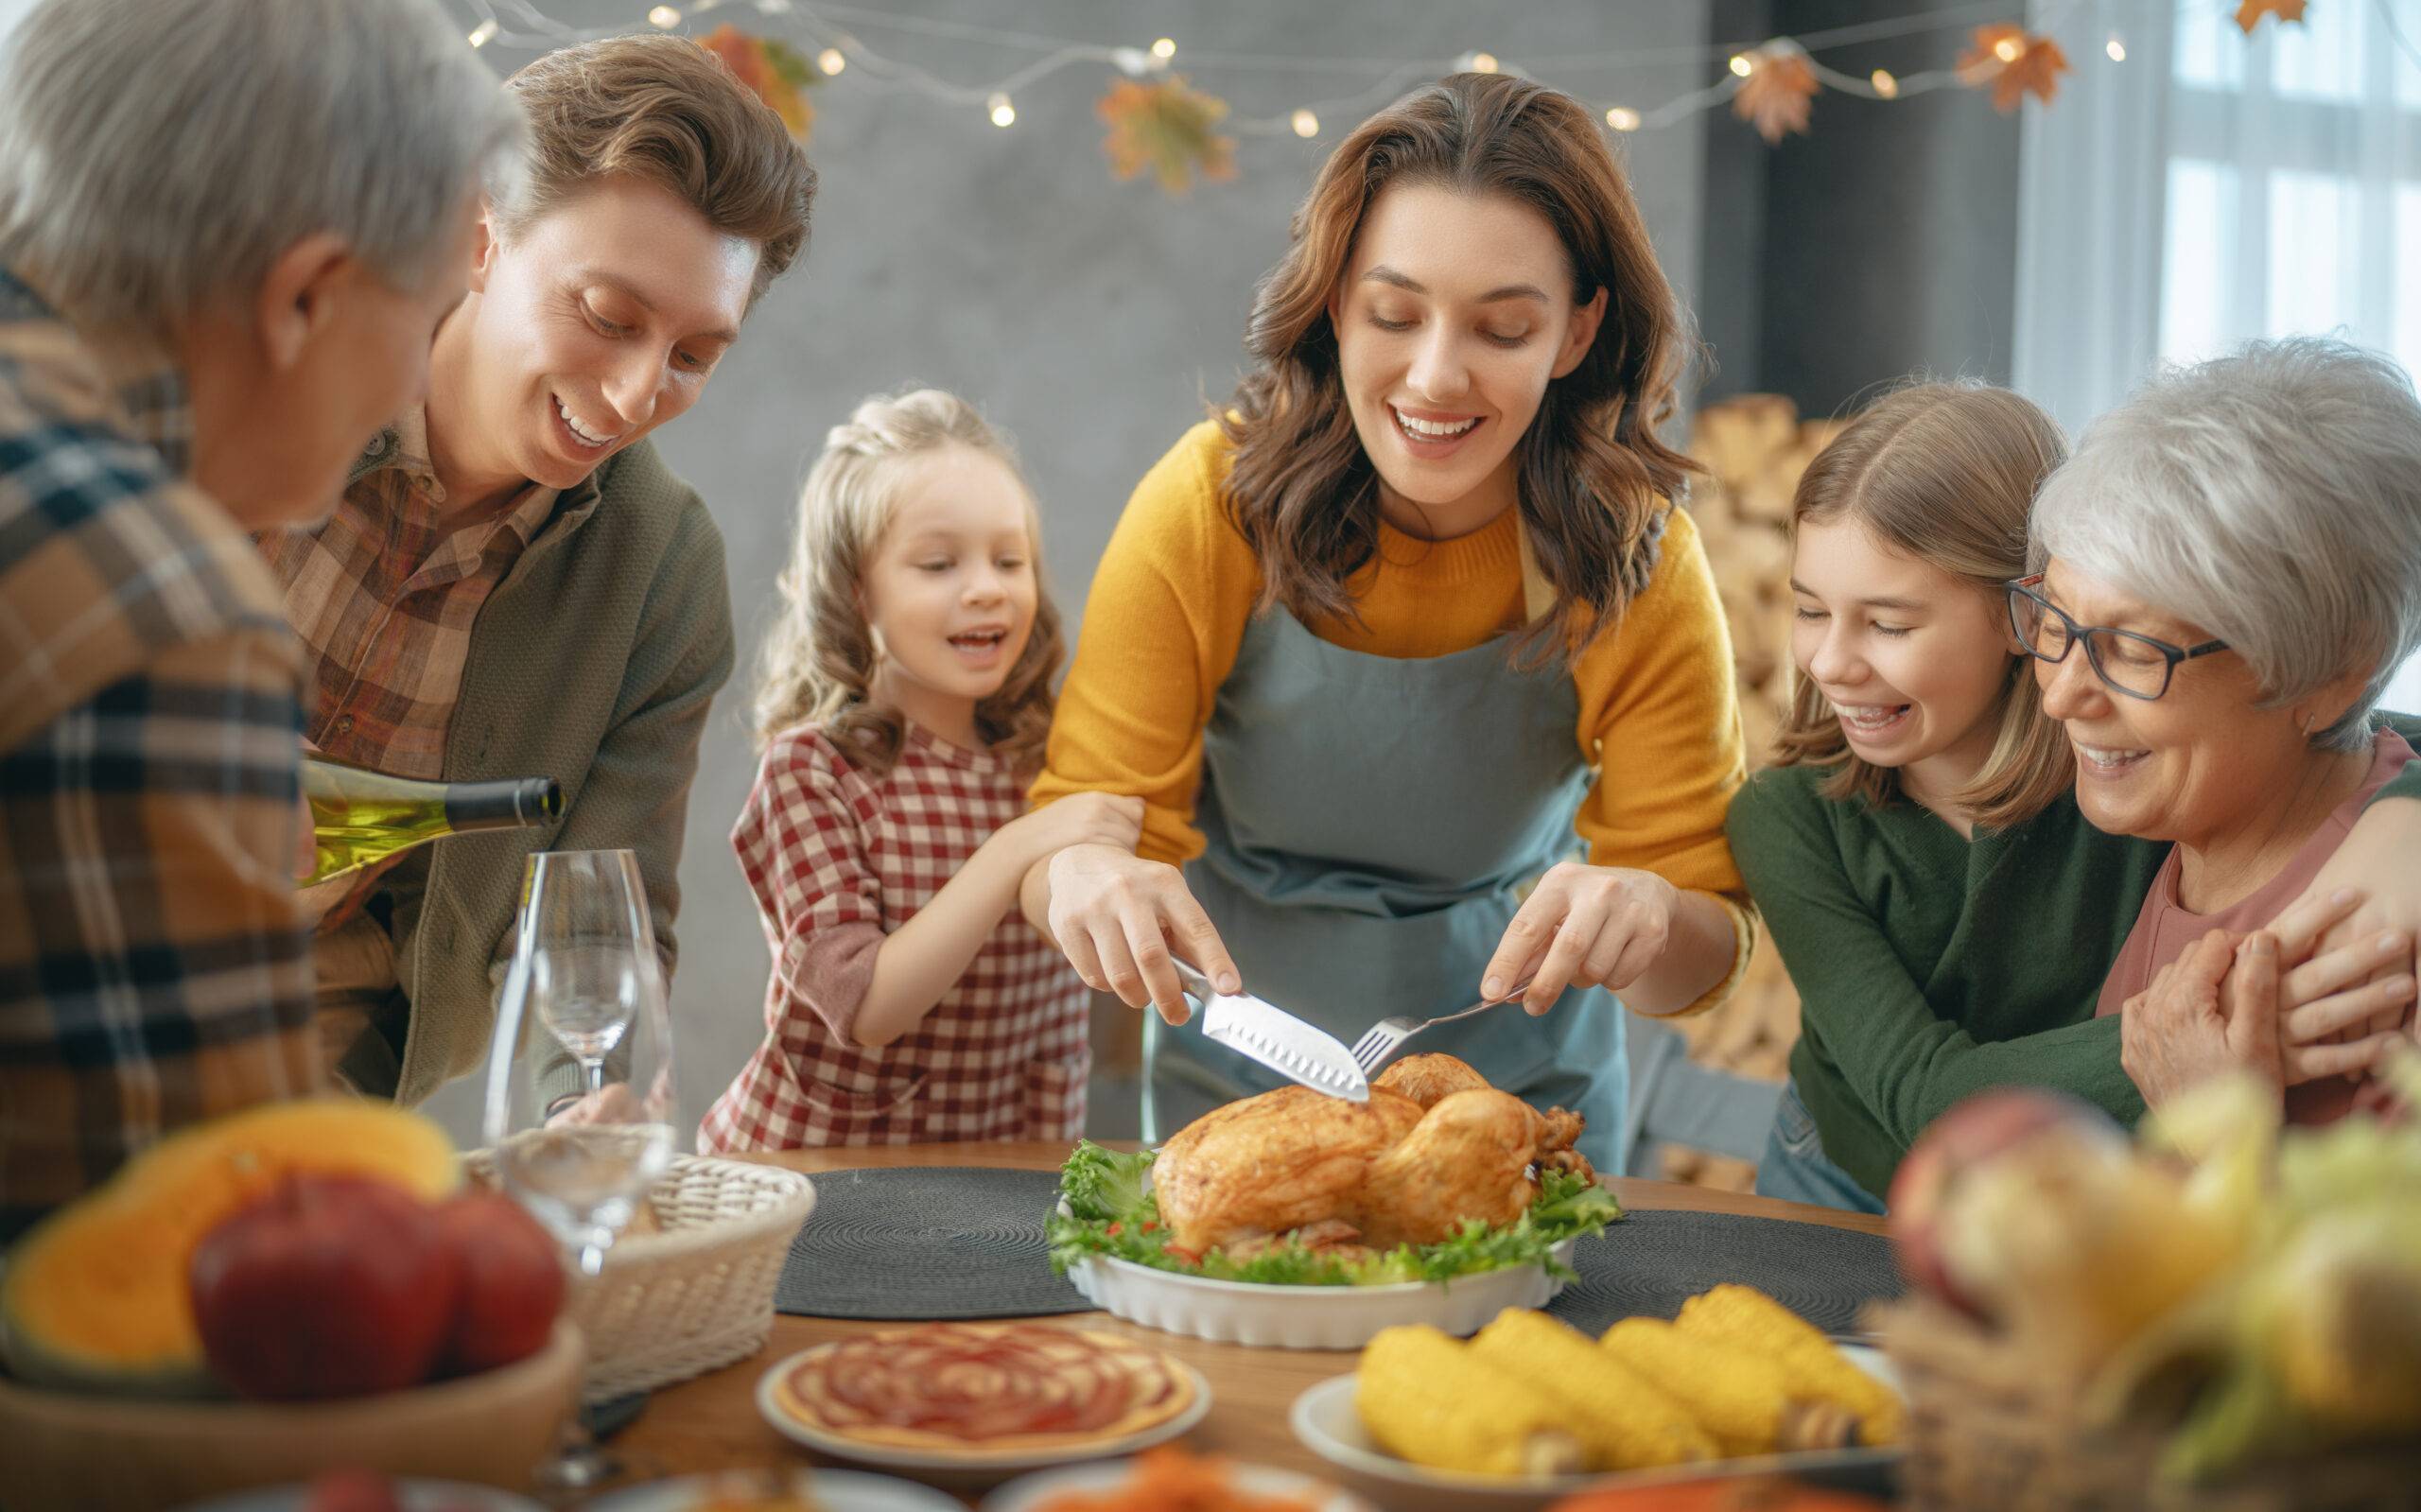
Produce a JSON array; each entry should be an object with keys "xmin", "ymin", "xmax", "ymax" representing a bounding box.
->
[{"xmin": 2020, "ymin": 337, "xmax": 2421, "ymax": 1118}]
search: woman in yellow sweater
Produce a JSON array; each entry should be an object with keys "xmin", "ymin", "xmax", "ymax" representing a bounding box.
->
[{"xmin": 1021, "ymin": 74, "xmax": 1750, "ymax": 1162}]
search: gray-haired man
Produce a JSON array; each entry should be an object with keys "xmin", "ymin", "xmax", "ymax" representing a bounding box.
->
[{"xmin": 0, "ymin": 0, "xmax": 522, "ymax": 1239}]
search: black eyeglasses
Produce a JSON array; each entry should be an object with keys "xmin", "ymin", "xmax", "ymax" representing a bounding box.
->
[{"xmin": 2005, "ymin": 574, "xmax": 2229, "ymax": 702}]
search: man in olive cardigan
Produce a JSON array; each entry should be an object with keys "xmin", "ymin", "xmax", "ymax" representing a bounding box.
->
[{"xmin": 261, "ymin": 36, "xmax": 818, "ymax": 1102}]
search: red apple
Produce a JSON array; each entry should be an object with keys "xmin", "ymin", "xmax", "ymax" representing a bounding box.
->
[
  {"xmin": 1888, "ymin": 1087, "xmax": 2123, "ymax": 1317},
  {"xmin": 189, "ymin": 1174, "xmax": 462, "ymax": 1399},
  {"xmin": 433, "ymin": 1190, "xmax": 566, "ymax": 1375}
]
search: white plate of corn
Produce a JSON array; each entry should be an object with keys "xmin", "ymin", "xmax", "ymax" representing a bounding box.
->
[{"xmin": 1292, "ymin": 1288, "xmax": 1905, "ymax": 1511}]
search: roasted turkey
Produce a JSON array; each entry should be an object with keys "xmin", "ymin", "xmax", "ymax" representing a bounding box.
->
[{"xmin": 1149, "ymin": 1053, "xmax": 1594, "ymax": 1255}]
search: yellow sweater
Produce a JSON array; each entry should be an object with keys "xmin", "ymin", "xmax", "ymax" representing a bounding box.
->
[{"xmin": 1033, "ymin": 421, "xmax": 1753, "ymax": 1009}]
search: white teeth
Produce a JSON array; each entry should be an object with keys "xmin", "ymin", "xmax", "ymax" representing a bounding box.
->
[
  {"xmin": 1392, "ymin": 407, "xmax": 1478, "ymax": 440},
  {"xmin": 2078, "ymin": 744, "xmax": 2148, "ymax": 769},
  {"xmin": 1835, "ymin": 704, "xmax": 1908, "ymax": 730},
  {"xmin": 554, "ymin": 395, "xmax": 614, "ymax": 448}
]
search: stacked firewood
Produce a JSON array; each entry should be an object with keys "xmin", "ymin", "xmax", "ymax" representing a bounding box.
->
[{"xmin": 1660, "ymin": 394, "xmax": 1842, "ymax": 1190}]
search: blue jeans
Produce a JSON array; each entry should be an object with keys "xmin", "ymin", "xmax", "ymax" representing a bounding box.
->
[{"xmin": 1753, "ymin": 1079, "xmax": 1886, "ymax": 1216}]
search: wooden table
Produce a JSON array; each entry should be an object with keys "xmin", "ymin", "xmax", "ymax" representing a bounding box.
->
[{"xmin": 616, "ymin": 1143, "xmax": 1888, "ymax": 1501}]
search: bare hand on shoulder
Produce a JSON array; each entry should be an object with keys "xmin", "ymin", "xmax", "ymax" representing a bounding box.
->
[{"xmin": 1044, "ymin": 843, "xmax": 1238, "ymax": 1025}]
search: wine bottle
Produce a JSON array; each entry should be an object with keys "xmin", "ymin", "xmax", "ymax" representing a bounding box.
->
[{"xmin": 303, "ymin": 756, "xmax": 563, "ymax": 886}]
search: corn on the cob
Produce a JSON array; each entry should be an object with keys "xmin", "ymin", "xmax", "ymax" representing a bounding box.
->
[
  {"xmin": 1355, "ymin": 1324, "xmax": 1586, "ymax": 1478},
  {"xmin": 1676, "ymin": 1284, "xmax": 1903, "ymax": 1445},
  {"xmin": 1471, "ymin": 1308, "xmax": 1715, "ymax": 1471},
  {"xmin": 1598, "ymin": 1316, "xmax": 1801, "ymax": 1455}
]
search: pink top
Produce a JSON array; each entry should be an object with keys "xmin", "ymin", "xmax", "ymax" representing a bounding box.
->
[
  {"xmin": 698, "ymin": 723, "xmax": 1090, "ymax": 1152},
  {"xmin": 2097, "ymin": 728, "xmax": 2416, "ymax": 1122}
]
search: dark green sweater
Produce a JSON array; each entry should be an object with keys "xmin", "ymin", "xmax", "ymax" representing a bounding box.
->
[{"xmin": 1727, "ymin": 719, "xmax": 2421, "ymax": 1201}]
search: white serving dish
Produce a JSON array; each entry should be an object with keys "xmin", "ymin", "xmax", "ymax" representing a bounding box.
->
[
  {"xmin": 180, "ymin": 1484, "xmax": 544, "ymax": 1512},
  {"xmin": 754, "ymin": 1345, "xmax": 1212, "ymax": 1484},
  {"xmin": 1288, "ymin": 1347, "xmax": 1905, "ymax": 1512},
  {"xmin": 984, "ymin": 1458, "xmax": 1379, "ymax": 1512},
  {"xmin": 1064, "ymin": 1239, "xmax": 1576, "ymax": 1350},
  {"xmin": 587, "ymin": 1469, "xmax": 962, "ymax": 1512}
]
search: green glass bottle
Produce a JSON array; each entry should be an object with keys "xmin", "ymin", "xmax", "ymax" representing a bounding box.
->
[{"xmin": 304, "ymin": 756, "xmax": 563, "ymax": 886}]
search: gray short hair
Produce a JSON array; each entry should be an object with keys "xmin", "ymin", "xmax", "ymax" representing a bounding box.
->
[
  {"xmin": 2032, "ymin": 336, "xmax": 2421, "ymax": 751},
  {"xmin": 0, "ymin": 0, "xmax": 524, "ymax": 347}
]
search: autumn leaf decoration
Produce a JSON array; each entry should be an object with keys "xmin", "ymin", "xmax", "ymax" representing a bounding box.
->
[
  {"xmin": 1098, "ymin": 74, "xmax": 1237, "ymax": 194},
  {"xmin": 1959, "ymin": 25, "xmax": 2069, "ymax": 112},
  {"xmin": 1731, "ymin": 43, "xmax": 1819, "ymax": 145},
  {"xmin": 2235, "ymin": 0, "xmax": 2309, "ymax": 31},
  {"xmin": 698, "ymin": 25, "xmax": 818, "ymax": 142}
]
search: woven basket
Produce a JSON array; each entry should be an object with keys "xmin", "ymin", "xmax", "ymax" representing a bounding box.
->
[
  {"xmin": 467, "ymin": 1151, "xmax": 815, "ymax": 1404},
  {"xmin": 1870, "ymin": 1295, "xmax": 2421, "ymax": 1512}
]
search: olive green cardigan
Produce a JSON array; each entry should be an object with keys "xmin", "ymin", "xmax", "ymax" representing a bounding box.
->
[{"xmin": 340, "ymin": 433, "xmax": 735, "ymax": 1106}]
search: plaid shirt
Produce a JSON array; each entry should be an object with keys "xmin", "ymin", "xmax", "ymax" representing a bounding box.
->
[
  {"xmin": 258, "ymin": 410, "xmax": 554, "ymax": 1068},
  {"xmin": 0, "ymin": 269, "xmax": 317, "ymax": 1242},
  {"xmin": 698, "ymin": 724, "xmax": 1091, "ymax": 1151}
]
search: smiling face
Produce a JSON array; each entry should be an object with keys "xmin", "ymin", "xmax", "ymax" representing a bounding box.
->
[
  {"xmin": 861, "ymin": 446, "xmax": 1041, "ymax": 740},
  {"xmin": 2029, "ymin": 557, "xmax": 2329, "ymax": 846},
  {"xmin": 434, "ymin": 174, "xmax": 758, "ymax": 507},
  {"xmin": 1329, "ymin": 182, "xmax": 1606, "ymax": 540},
  {"xmin": 1790, "ymin": 515, "xmax": 2017, "ymax": 801}
]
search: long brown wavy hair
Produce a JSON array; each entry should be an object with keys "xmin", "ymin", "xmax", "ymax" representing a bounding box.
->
[
  {"xmin": 755, "ymin": 389, "xmax": 1064, "ymax": 777},
  {"xmin": 1221, "ymin": 72, "xmax": 1698, "ymax": 658},
  {"xmin": 1769, "ymin": 381, "xmax": 2075, "ymax": 828}
]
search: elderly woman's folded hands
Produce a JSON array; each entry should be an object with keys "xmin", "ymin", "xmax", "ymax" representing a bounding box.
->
[{"xmin": 2119, "ymin": 887, "xmax": 2417, "ymax": 1107}]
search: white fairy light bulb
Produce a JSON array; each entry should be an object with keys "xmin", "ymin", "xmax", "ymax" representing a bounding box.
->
[
  {"xmin": 2105, "ymin": 34, "xmax": 2128, "ymax": 61},
  {"xmin": 1870, "ymin": 68, "xmax": 1899, "ymax": 97},
  {"xmin": 1468, "ymin": 51, "xmax": 1500, "ymax": 74},
  {"xmin": 1291, "ymin": 109, "xmax": 1319, "ymax": 138},
  {"xmin": 647, "ymin": 5, "xmax": 680, "ymax": 28},
  {"xmin": 1994, "ymin": 36, "xmax": 2022, "ymax": 61},
  {"xmin": 1151, "ymin": 37, "xmax": 1176, "ymax": 61},
  {"xmin": 1605, "ymin": 106, "xmax": 1641, "ymax": 131},
  {"xmin": 987, "ymin": 93, "xmax": 1017, "ymax": 128},
  {"xmin": 817, "ymin": 47, "xmax": 845, "ymax": 75},
  {"xmin": 1729, "ymin": 52, "xmax": 1754, "ymax": 77},
  {"xmin": 467, "ymin": 18, "xmax": 498, "ymax": 47}
]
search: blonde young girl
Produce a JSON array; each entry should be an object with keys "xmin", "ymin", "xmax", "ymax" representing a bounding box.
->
[
  {"xmin": 699, "ymin": 391, "xmax": 1140, "ymax": 1150},
  {"xmin": 1727, "ymin": 381, "xmax": 2421, "ymax": 1213}
]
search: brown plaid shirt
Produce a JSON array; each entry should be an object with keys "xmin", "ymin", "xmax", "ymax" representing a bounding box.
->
[
  {"xmin": 0, "ymin": 269, "xmax": 318, "ymax": 1242},
  {"xmin": 258, "ymin": 409, "xmax": 554, "ymax": 1073}
]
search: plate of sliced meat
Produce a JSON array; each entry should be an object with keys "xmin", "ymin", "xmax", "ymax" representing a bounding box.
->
[{"xmin": 755, "ymin": 1322, "xmax": 1210, "ymax": 1480}]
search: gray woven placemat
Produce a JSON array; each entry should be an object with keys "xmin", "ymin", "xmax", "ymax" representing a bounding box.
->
[
  {"xmin": 1546, "ymin": 1208, "xmax": 1903, "ymax": 1335},
  {"xmin": 776, "ymin": 1166, "xmax": 1089, "ymax": 1320}
]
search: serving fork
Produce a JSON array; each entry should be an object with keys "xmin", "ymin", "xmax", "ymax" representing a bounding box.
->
[{"xmin": 1347, "ymin": 980, "xmax": 1534, "ymax": 1077}]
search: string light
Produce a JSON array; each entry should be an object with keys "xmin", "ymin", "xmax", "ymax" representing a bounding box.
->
[
  {"xmin": 1605, "ymin": 105, "xmax": 1642, "ymax": 130},
  {"xmin": 987, "ymin": 92, "xmax": 1017, "ymax": 128},
  {"xmin": 1993, "ymin": 36, "xmax": 2022, "ymax": 61},
  {"xmin": 817, "ymin": 46, "xmax": 845, "ymax": 75},
  {"xmin": 1468, "ymin": 51, "xmax": 1500, "ymax": 74},
  {"xmin": 1150, "ymin": 37, "xmax": 1176, "ymax": 61},
  {"xmin": 1870, "ymin": 68, "xmax": 1899, "ymax": 97},
  {"xmin": 1291, "ymin": 108, "xmax": 1319, "ymax": 138},
  {"xmin": 2105, "ymin": 34, "xmax": 2127, "ymax": 61},
  {"xmin": 754, "ymin": 0, "xmax": 789, "ymax": 10},
  {"xmin": 467, "ymin": 18, "xmax": 498, "ymax": 46},
  {"xmin": 647, "ymin": 4, "xmax": 680, "ymax": 27},
  {"xmin": 1729, "ymin": 53, "xmax": 1755, "ymax": 77}
]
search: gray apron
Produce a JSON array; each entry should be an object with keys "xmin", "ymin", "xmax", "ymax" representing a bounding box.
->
[{"xmin": 1145, "ymin": 607, "xmax": 1631, "ymax": 1171}]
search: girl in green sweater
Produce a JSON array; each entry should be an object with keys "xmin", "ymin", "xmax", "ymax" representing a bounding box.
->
[{"xmin": 1727, "ymin": 381, "xmax": 2421, "ymax": 1212}]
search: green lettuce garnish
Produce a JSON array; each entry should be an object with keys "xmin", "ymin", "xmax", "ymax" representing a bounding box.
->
[{"xmin": 1045, "ymin": 1142, "xmax": 1622, "ymax": 1287}]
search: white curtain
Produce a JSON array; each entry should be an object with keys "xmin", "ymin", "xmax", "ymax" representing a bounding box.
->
[{"xmin": 2014, "ymin": 0, "xmax": 2421, "ymax": 714}]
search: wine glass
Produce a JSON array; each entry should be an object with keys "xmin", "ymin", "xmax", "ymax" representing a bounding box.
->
[
  {"xmin": 485, "ymin": 849, "xmax": 678, "ymax": 1277},
  {"xmin": 481, "ymin": 851, "xmax": 680, "ymax": 1496}
]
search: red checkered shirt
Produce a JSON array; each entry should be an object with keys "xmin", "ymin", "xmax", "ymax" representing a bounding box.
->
[{"xmin": 699, "ymin": 722, "xmax": 1090, "ymax": 1150}]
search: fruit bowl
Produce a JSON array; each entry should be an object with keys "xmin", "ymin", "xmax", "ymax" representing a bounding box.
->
[{"xmin": 0, "ymin": 1318, "xmax": 582, "ymax": 1512}]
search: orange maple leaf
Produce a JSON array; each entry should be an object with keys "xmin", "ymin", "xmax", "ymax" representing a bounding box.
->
[
  {"xmin": 1959, "ymin": 25, "xmax": 2069, "ymax": 113},
  {"xmin": 2235, "ymin": 0, "xmax": 2308, "ymax": 31},
  {"xmin": 697, "ymin": 25, "xmax": 815, "ymax": 142},
  {"xmin": 1731, "ymin": 47, "xmax": 1818, "ymax": 144},
  {"xmin": 1097, "ymin": 74, "xmax": 1236, "ymax": 195}
]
